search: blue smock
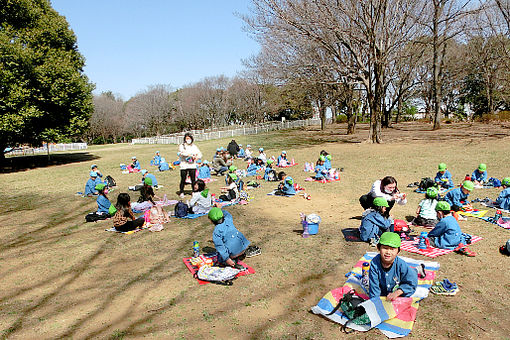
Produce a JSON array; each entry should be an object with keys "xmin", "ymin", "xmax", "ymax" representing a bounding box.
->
[
  {"xmin": 151, "ymin": 155, "xmax": 161, "ymax": 166},
  {"xmin": 97, "ymin": 195, "xmax": 111, "ymax": 214},
  {"xmin": 471, "ymin": 169, "xmax": 487, "ymax": 182},
  {"xmin": 198, "ymin": 165, "xmax": 211, "ymax": 179},
  {"xmin": 158, "ymin": 162, "xmax": 170, "ymax": 171},
  {"xmin": 444, "ymin": 187, "xmax": 469, "ymax": 207},
  {"xmin": 247, "ymin": 163, "xmax": 258, "ymax": 176},
  {"xmin": 368, "ymin": 254, "xmax": 418, "ymax": 299},
  {"xmin": 238, "ymin": 148, "xmax": 245, "ymax": 158},
  {"xmin": 213, "ymin": 211, "xmax": 251, "ymax": 263},
  {"xmin": 314, "ymin": 164, "xmax": 327, "ymax": 179},
  {"xmin": 281, "ymin": 176, "xmax": 296, "ymax": 195},
  {"xmin": 359, "ymin": 211, "xmax": 392, "ymax": 242},
  {"xmin": 84, "ymin": 178, "xmax": 97, "ymax": 196},
  {"xmin": 434, "ymin": 170, "xmax": 454, "ymax": 188},
  {"xmin": 143, "ymin": 173, "xmax": 158, "ymax": 187},
  {"xmin": 324, "ymin": 159, "xmax": 331, "ymax": 170},
  {"xmin": 496, "ymin": 187, "xmax": 510, "ymax": 210},
  {"xmin": 428, "ymin": 215, "xmax": 464, "ymax": 249}
]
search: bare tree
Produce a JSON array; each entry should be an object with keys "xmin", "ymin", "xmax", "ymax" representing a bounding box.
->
[{"xmin": 91, "ymin": 91, "xmax": 124, "ymax": 142}]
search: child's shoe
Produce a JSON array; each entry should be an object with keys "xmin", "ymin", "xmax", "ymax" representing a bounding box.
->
[
  {"xmin": 430, "ymin": 281, "xmax": 459, "ymax": 295},
  {"xmin": 454, "ymin": 243, "xmax": 476, "ymax": 257}
]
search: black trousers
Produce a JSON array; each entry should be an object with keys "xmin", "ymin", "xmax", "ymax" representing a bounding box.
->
[
  {"xmin": 359, "ymin": 194, "xmax": 395, "ymax": 213},
  {"xmin": 115, "ymin": 217, "xmax": 145, "ymax": 232},
  {"xmin": 179, "ymin": 168, "xmax": 196, "ymax": 194}
]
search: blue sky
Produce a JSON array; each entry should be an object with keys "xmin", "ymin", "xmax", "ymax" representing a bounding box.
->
[{"xmin": 51, "ymin": 0, "xmax": 260, "ymax": 100}]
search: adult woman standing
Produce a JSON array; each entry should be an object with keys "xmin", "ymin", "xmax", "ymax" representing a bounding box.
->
[
  {"xmin": 178, "ymin": 133, "xmax": 202, "ymax": 198},
  {"xmin": 359, "ymin": 176, "xmax": 407, "ymax": 214}
]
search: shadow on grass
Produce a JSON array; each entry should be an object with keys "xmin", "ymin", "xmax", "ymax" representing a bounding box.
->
[{"xmin": 1, "ymin": 152, "xmax": 99, "ymax": 173}]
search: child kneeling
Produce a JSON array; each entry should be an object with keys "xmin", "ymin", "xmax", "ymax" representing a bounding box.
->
[
  {"xmin": 369, "ymin": 232, "xmax": 418, "ymax": 300},
  {"xmin": 413, "ymin": 187, "xmax": 438, "ymax": 228},
  {"xmin": 359, "ymin": 197, "xmax": 392, "ymax": 244}
]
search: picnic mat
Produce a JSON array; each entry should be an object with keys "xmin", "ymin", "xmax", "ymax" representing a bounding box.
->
[
  {"xmin": 277, "ymin": 163, "xmax": 298, "ymax": 168},
  {"xmin": 475, "ymin": 216, "xmax": 510, "ymax": 229},
  {"xmin": 172, "ymin": 213, "xmax": 207, "ymax": 219},
  {"xmin": 413, "ymin": 188, "xmax": 448, "ymax": 194},
  {"xmin": 201, "ymin": 178, "xmax": 218, "ymax": 183},
  {"xmin": 266, "ymin": 190, "xmax": 302, "ymax": 197},
  {"xmin": 105, "ymin": 227, "xmax": 144, "ymax": 234},
  {"xmin": 341, "ymin": 228, "xmax": 364, "ymax": 242},
  {"xmin": 304, "ymin": 177, "xmax": 341, "ymax": 183},
  {"xmin": 458, "ymin": 210, "xmax": 488, "ymax": 218},
  {"xmin": 311, "ymin": 252, "xmax": 439, "ymax": 338},
  {"xmin": 182, "ymin": 254, "xmax": 255, "ymax": 285},
  {"xmin": 481, "ymin": 201, "xmax": 510, "ymax": 214},
  {"xmin": 400, "ymin": 235, "xmax": 482, "ymax": 258}
]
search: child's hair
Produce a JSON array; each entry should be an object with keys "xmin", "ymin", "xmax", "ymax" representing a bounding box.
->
[
  {"xmin": 278, "ymin": 171, "xmax": 286, "ymax": 180},
  {"xmin": 196, "ymin": 179, "xmax": 206, "ymax": 192},
  {"xmin": 320, "ymin": 150, "xmax": 328, "ymax": 156},
  {"xmin": 115, "ymin": 193, "xmax": 131, "ymax": 214},
  {"xmin": 373, "ymin": 205, "xmax": 389, "ymax": 217},
  {"xmin": 183, "ymin": 132, "xmax": 194, "ymax": 144},
  {"xmin": 377, "ymin": 243, "xmax": 400, "ymax": 252}
]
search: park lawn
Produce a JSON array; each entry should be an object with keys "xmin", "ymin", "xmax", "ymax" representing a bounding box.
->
[{"xmin": 0, "ymin": 122, "xmax": 509, "ymax": 339}]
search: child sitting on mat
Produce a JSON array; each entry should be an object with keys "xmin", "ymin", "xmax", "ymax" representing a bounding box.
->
[
  {"xmin": 187, "ymin": 179, "xmax": 212, "ymax": 214},
  {"xmin": 84, "ymin": 171, "xmax": 99, "ymax": 196},
  {"xmin": 264, "ymin": 159, "xmax": 277, "ymax": 181},
  {"xmin": 219, "ymin": 173, "xmax": 239, "ymax": 202},
  {"xmin": 96, "ymin": 183, "xmax": 114, "ymax": 215},
  {"xmin": 138, "ymin": 177, "xmax": 160, "ymax": 205},
  {"xmin": 277, "ymin": 151, "xmax": 289, "ymax": 167},
  {"xmin": 320, "ymin": 150, "xmax": 332, "ymax": 170},
  {"xmin": 434, "ymin": 163, "xmax": 454, "ymax": 189},
  {"xmin": 471, "ymin": 163, "xmax": 487, "ymax": 186},
  {"xmin": 444, "ymin": 180, "xmax": 473, "ymax": 211},
  {"xmin": 113, "ymin": 193, "xmax": 145, "ymax": 232},
  {"xmin": 275, "ymin": 171, "xmax": 296, "ymax": 195},
  {"xmin": 198, "ymin": 160, "xmax": 211, "ymax": 180},
  {"xmin": 427, "ymin": 201, "xmax": 475, "ymax": 256},
  {"xmin": 208, "ymin": 207, "xmax": 251, "ymax": 269},
  {"xmin": 413, "ymin": 187, "xmax": 439, "ymax": 228},
  {"xmin": 238, "ymin": 144, "xmax": 246, "ymax": 158},
  {"xmin": 369, "ymin": 232, "xmax": 418, "ymax": 300},
  {"xmin": 246, "ymin": 158, "xmax": 258, "ymax": 176},
  {"xmin": 151, "ymin": 151, "xmax": 162, "ymax": 166},
  {"xmin": 359, "ymin": 197, "xmax": 393, "ymax": 244},
  {"xmin": 314, "ymin": 156, "xmax": 328, "ymax": 180},
  {"xmin": 495, "ymin": 177, "xmax": 510, "ymax": 210},
  {"xmin": 158, "ymin": 157, "xmax": 171, "ymax": 171},
  {"xmin": 127, "ymin": 156, "xmax": 141, "ymax": 173}
]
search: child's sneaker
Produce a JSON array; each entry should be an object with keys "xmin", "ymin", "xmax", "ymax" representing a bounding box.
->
[
  {"xmin": 431, "ymin": 281, "xmax": 459, "ymax": 295},
  {"xmin": 454, "ymin": 243, "xmax": 476, "ymax": 257},
  {"xmin": 245, "ymin": 245, "xmax": 261, "ymax": 258}
]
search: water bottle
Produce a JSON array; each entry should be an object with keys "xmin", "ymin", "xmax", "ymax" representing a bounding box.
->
[
  {"xmin": 495, "ymin": 210, "xmax": 502, "ymax": 221},
  {"xmin": 193, "ymin": 241, "xmax": 200, "ymax": 257},
  {"xmin": 418, "ymin": 232, "xmax": 428, "ymax": 249},
  {"xmin": 302, "ymin": 219, "xmax": 309, "ymax": 238},
  {"xmin": 361, "ymin": 262, "xmax": 370, "ymax": 290}
]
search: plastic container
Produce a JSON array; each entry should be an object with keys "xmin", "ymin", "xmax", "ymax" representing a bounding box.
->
[
  {"xmin": 307, "ymin": 223, "xmax": 319, "ymax": 235},
  {"xmin": 193, "ymin": 241, "xmax": 200, "ymax": 257}
]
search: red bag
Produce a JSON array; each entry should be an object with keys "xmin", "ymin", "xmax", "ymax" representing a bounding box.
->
[{"xmin": 393, "ymin": 219, "xmax": 409, "ymax": 233}]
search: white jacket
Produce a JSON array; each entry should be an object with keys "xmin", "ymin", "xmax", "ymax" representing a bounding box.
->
[
  {"xmin": 178, "ymin": 143, "xmax": 202, "ymax": 170},
  {"xmin": 188, "ymin": 191, "xmax": 212, "ymax": 214}
]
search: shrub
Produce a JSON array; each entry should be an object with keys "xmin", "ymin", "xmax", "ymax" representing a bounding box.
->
[{"xmin": 336, "ymin": 115, "xmax": 348, "ymax": 123}]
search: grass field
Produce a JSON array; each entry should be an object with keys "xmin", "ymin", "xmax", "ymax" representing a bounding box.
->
[{"xmin": 1, "ymin": 122, "xmax": 509, "ymax": 339}]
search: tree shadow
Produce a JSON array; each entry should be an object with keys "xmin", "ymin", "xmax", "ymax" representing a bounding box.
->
[{"xmin": 1, "ymin": 152, "xmax": 99, "ymax": 173}]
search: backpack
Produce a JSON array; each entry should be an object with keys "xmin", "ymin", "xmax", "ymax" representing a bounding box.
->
[
  {"xmin": 488, "ymin": 177, "xmax": 501, "ymax": 187},
  {"xmin": 418, "ymin": 177, "xmax": 436, "ymax": 191},
  {"xmin": 85, "ymin": 212, "xmax": 109, "ymax": 222},
  {"xmin": 246, "ymin": 180, "xmax": 260, "ymax": 188},
  {"xmin": 326, "ymin": 290, "xmax": 370, "ymax": 332},
  {"xmin": 105, "ymin": 175, "xmax": 116, "ymax": 187},
  {"xmin": 174, "ymin": 201, "xmax": 188, "ymax": 218}
]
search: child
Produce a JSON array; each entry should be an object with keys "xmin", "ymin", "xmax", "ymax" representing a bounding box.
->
[
  {"xmin": 495, "ymin": 177, "xmax": 510, "ymax": 210},
  {"xmin": 427, "ymin": 201, "xmax": 475, "ymax": 256},
  {"xmin": 141, "ymin": 169, "xmax": 158, "ymax": 189},
  {"xmin": 277, "ymin": 151, "xmax": 288, "ymax": 167},
  {"xmin": 359, "ymin": 197, "xmax": 392, "ymax": 243},
  {"xmin": 245, "ymin": 145, "xmax": 253, "ymax": 159},
  {"xmin": 208, "ymin": 207, "xmax": 251, "ymax": 268},
  {"xmin": 84, "ymin": 171, "xmax": 99, "ymax": 196},
  {"xmin": 113, "ymin": 193, "xmax": 145, "ymax": 232},
  {"xmin": 444, "ymin": 180, "xmax": 473, "ymax": 211},
  {"xmin": 187, "ymin": 179, "xmax": 212, "ymax": 214},
  {"xmin": 128, "ymin": 156, "xmax": 141, "ymax": 173},
  {"xmin": 138, "ymin": 177, "xmax": 160, "ymax": 204},
  {"xmin": 95, "ymin": 183, "xmax": 114, "ymax": 215},
  {"xmin": 246, "ymin": 158, "xmax": 258, "ymax": 176},
  {"xmin": 320, "ymin": 150, "xmax": 332, "ymax": 170},
  {"xmin": 219, "ymin": 173, "xmax": 239, "ymax": 202},
  {"xmin": 151, "ymin": 151, "xmax": 162, "ymax": 166},
  {"xmin": 212, "ymin": 150, "xmax": 229, "ymax": 176},
  {"xmin": 369, "ymin": 232, "xmax": 418, "ymax": 300},
  {"xmin": 158, "ymin": 157, "xmax": 170, "ymax": 171},
  {"xmin": 258, "ymin": 147, "xmax": 267, "ymax": 163},
  {"xmin": 314, "ymin": 156, "xmax": 328, "ymax": 180},
  {"xmin": 471, "ymin": 163, "xmax": 487, "ymax": 185},
  {"xmin": 238, "ymin": 144, "xmax": 246, "ymax": 158},
  {"xmin": 91, "ymin": 164, "xmax": 103, "ymax": 179},
  {"xmin": 198, "ymin": 160, "xmax": 211, "ymax": 180},
  {"xmin": 413, "ymin": 187, "xmax": 439, "ymax": 228},
  {"xmin": 275, "ymin": 171, "xmax": 296, "ymax": 195},
  {"xmin": 264, "ymin": 159, "xmax": 277, "ymax": 181},
  {"xmin": 434, "ymin": 163, "xmax": 454, "ymax": 189}
]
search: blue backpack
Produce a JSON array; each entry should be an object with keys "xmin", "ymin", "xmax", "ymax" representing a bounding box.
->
[
  {"xmin": 174, "ymin": 201, "xmax": 188, "ymax": 218},
  {"xmin": 489, "ymin": 177, "xmax": 502, "ymax": 187}
]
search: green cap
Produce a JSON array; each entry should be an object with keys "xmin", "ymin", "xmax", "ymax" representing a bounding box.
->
[
  {"xmin": 286, "ymin": 177, "xmax": 294, "ymax": 185},
  {"xmin": 435, "ymin": 201, "xmax": 451, "ymax": 211},
  {"xmin": 373, "ymin": 197, "xmax": 389, "ymax": 207},
  {"xmin": 438, "ymin": 163, "xmax": 447, "ymax": 171},
  {"xmin": 208, "ymin": 207, "xmax": 224, "ymax": 221},
  {"xmin": 95, "ymin": 183, "xmax": 106, "ymax": 191},
  {"xmin": 319, "ymin": 155, "xmax": 326, "ymax": 162},
  {"xmin": 201, "ymin": 189, "xmax": 210, "ymax": 198},
  {"xmin": 462, "ymin": 180, "xmax": 474, "ymax": 191},
  {"xmin": 267, "ymin": 159, "xmax": 274, "ymax": 166},
  {"xmin": 144, "ymin": 177, "xmax": 152, "ymax": 186},
  {"xmin": 426, "ymin": 187, "xmax": 439, "ymax": 199},
  {"xmin": 503, "ymin": 177, "xmax": 510, "ymax": 186},
  {"xmin": 326, "ymin": 155, "xmax": 331, "ymax": 161},
  {"xmin": 379, "ymin": 232, "xmax": 401, "ymax": 248},
  {"xmin": 229, "ymin": 165, "xmax": 237, "ymax": 172},
  {"xmin": 108, "ymin": 204, "xmax": 117, "ymax": 215},
  {"xmin": 478, "ymin": 163, "xmax": 487, "ymax": 171},
  {"xmin": 228, "ymin": 173, "xmax": 238, "ymax": 181}
]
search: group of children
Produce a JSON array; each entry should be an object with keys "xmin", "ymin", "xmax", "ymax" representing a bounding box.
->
[{"xmin": 435, "ymin": 162, "xmax": 488, "ymax": 189}]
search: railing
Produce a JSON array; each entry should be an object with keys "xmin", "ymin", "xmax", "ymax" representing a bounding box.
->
[
  {"xmin": 131, "ymin": 118, "xmax": 323, "ymax": 144},
  {"xmin": 5, "ymin": 143, "xmax": 88, "ymax": 156}
]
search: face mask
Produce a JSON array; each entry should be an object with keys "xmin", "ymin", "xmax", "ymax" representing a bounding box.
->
[
  {"xmin": 186, "ymin": 139, "xmax": 192, "ymax": 145},
  {"xmin": 384, "ymin": 187, "xmax": 393, "ymax": 194}
]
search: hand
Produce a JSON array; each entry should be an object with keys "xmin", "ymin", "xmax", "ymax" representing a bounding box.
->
[{"xmin": 386, "ymin": 289, "xmax": 403, "ymax": 301}]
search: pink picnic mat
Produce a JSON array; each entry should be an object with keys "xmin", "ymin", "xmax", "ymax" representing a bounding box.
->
[
  {"xmin": 182, "ymin": 255, "xmax": 255, "ymax": 285},
  {"xmin": 400, "ymin": 235, "xmax": 482, "ymax": 258}
]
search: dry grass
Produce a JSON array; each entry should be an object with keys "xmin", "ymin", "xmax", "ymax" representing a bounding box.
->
[{"xmin": 0, "ymin": 122, "xmax": 509, "ymax": 339}]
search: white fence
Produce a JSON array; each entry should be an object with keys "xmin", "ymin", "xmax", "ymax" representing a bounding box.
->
[
  {"xmin": 5, "ymin": 143, "xmax": 88, "ymax": 156},
  {"xmin": 131, "ymin": 118, "xmax": 323, "ymax": 145}
]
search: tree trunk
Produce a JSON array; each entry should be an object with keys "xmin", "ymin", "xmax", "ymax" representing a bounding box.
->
[
  {"xmin": 395, "ymin": 96, "xmax": 402, "ymax": 124},
  {"xmin": 432, "ymin": 1, "xmax": 441, "ymax": 130},
  {"xmin": 368, "ymin": 62, "xmax": 384, "ymax": 143}
]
